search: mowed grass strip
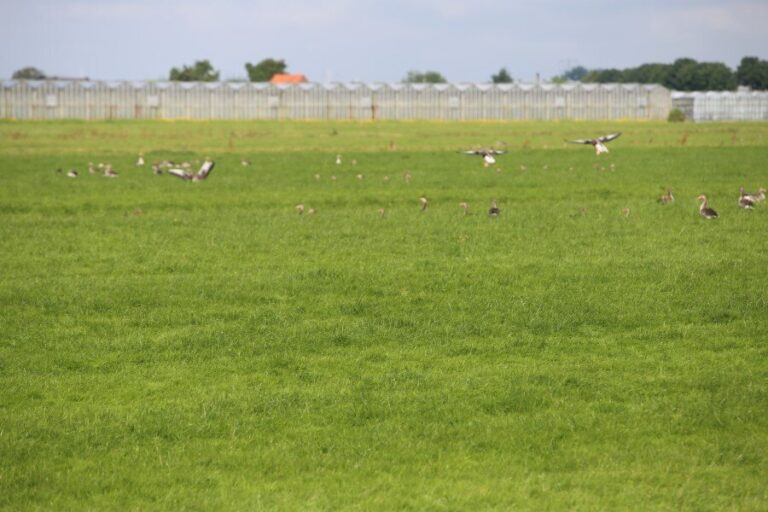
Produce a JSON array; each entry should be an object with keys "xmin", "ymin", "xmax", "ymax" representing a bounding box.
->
[{"xmin": 0, "ymin": 120, "xmax": 767, "ymax": 510}]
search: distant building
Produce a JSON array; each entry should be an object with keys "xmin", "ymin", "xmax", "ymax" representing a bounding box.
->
[{"xmin": 270, "ymin": 74, "xmax": 308, "ymax": 84}]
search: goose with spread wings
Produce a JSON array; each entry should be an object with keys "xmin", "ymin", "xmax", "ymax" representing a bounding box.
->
[
  {"xmin": 463, "ymin": 149, "xmax": 507, "ymax": 167},
  {"xmin": 168, "ymin": 159, "xmax": 215, "ymax": 182},
  {"xmin": 566, "ymin": 133, "xmax": 622, "ymax": 155}
]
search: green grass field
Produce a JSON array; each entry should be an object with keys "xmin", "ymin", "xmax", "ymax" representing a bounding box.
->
[{"xmin": 1, "ymin": 120, "xmax": 767, "ymax": 510}]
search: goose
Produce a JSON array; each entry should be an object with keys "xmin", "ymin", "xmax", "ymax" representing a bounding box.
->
[
  {"xmin": 136, "ymin": 153, "xmax": 145, "ymax": 166},
  {"xmin": 336, "ymin": 154, "xmax": 342, "ymax": 165},
  {"xmin": 307, "ymin": 208, "xmax": 317, "ymax": 215},
  {"xmin": 67, "ymin": 169, "xmax": 78, "ymax": 178},
  {"xmin": 378, "ymin": 207, "xmax": 386, "ymax": 218},
  {"xmin": 566, "ymin": 132, "xmax": 622, "ymax": 155},
  {"xmin": 739, "ymin": 187, "xmax": 755, "ymax": 209},
  {"xmin": 463, "ymin": 149, "xmax": 506, "ymax": 167},
  {"xmin": 152, "ymin": 163, "xmax": 163, "ymax": 175},
  {"xmin": 658, "ymin": 189, "xmax": 674, "ymax": 204},
  {"xmin": 295, "ymin": 204, "xmax": 305, "ymax": 215},
  {"xmin": 88, "ymin": 162, "xmax": 97, "ymax": 175},
  {"xmin": 743, "ymin": 187, "xmax": 766, "ymax": 203},
  {"xmin": 488, "ymin": 200, "xmax": 500, "ymax": 217},
  {"xmin": 168, "ymin": 159, "xmax": 215, "ymax": 182},
  {"xmin": 419, "ymin": 196, "xmax": 428, "ymax": 212},
  {"xmin": 459, "ymin": 202, "xmax": 469, "ymax": 215},
  {"xmin": 103, "ymin": 165, "xmax": 118, "ymax": 178},
  {"xmin": 697, "ymin": 195, "xmax": 718, "ymax": 219},
  {"xmin": 241, "ymin": 159, "xmax": 251, "ymax": 167},
  {"xmin": 621, "ymin": 207, "xmax": 631, "ymax": 218}
]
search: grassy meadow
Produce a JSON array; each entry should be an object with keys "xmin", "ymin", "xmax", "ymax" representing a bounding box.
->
[{"xmin": 1, "ymin": 119, "xmax": 767, "ymax": 510}]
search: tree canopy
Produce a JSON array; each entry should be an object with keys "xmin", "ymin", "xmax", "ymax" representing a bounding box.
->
[
  {"xmin": 245, "ymin": 59, "xmax": 288, "ymax": 82},
  {"xmin": 403, "ymin": 70, "xmax": 447, "ymax": 84},
  {"xmin": 491, "ymin": 68, "xmax": 513, "ymax": 84},
  {"xmin": 736, "ymin": 56, "xmax": 768, "ymax": 90},
  {"xmin": 169, "ymin": 60, "xmax": 220, "ymax": 82},
  {"xmin": 12, "ymin": 67, "xmax": 46, "ymax": 80},
  {"xmin": 577, "ymin": 58, "xmax": 740, "ymax": 91}
]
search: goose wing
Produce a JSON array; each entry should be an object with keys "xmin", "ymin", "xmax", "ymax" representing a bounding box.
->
[
  {"xmin": 196, "ymin": 160, "xmax": 215, "ymax": 180},
  {"xmin": 168, "ymin": 168, "xmax": 191, "ymax": 180},
  {"xmin": 566, "ymin": 138, "xmax": 593, "ymax": 145},
  {"xmin": 598, "ymin": 132, "xmax": 622, "ymax": 143}
]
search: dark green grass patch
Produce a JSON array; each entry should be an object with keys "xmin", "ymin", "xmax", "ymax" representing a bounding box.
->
[{"xmin": 1, "ymin": 121, "xmax": 767, "ymax": 510}]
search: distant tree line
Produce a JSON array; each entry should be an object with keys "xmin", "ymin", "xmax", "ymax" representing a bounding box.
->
[{"xmin": 554, "ymin": 57, "xmax": 768, "ymax": 91}]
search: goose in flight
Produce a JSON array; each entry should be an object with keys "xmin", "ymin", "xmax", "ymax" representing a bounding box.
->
[
  {"xmin": 697, "ymin": 195, "xmax": 718, "ymax": 219},
  {"xmin": 463, "ymin": 149, "xmax": 506, "ymax": 167},
  {"xmin": 168, "ymin": 159, "xmax": 215, "ymax": 182},
  {"xmin": 566, "ymin": 133, "xmax": 622, "ymax": 155}
]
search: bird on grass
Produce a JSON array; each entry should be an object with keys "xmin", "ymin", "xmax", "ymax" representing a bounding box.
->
[
  {"xmin": 459, "ymin": 202, "xmax": 470, "ymax": 215},
  {"xmin": 743, "ymin": 187, "xmax": 766, "ymax": 203},
  {"xmin": 66, "ymin": 169, "xmax": 78, "ymax": 178},
  {"xmin": 336, "ymin": 154, "xmax": 342, "ymax": 165},
  {"xmin": 136, "ymin": 153, "xmax": 145, "ymax": 166},
  {"xmin": 488, "ymin": 200, "xmax": 500, "ymax": 217},
  {"xmin": 88, "ymin": 162, "xmax": 97, "ymax": 175},
  {"xmin": 152, "ymin": 163, "xmax": 163, "ymax": 175},
  {"xmin": 168, "ymin": 159, "xmax": 215, "ymax": 182},
  {"xmin": 378, "ymin": 207, "xmax": 386, "ymax": 218},
  {"xmin": 566, "ymin": 133, "xmax": 622, "ymax": 155},
  {"xmin": 697, "ymin": 195, "xmax": 718, "ymax": 219},
  {"xmin": 295, "ymin": 204, "xmax": 305, "ymax": 215},
  {"xmin": 419, "ymin": 197, "xmax": 428, "ymax": 212},
  {"xmin": 621, "ymin": 207, "xmax": 631, "ymax": 218},
  {"xmin": 658, "ymin": 189, "xmax": 674, "ymax": 204},
  {"xmin": 738, "ymin": 187, "xmax": 755, "ymax": 209},
  {"xmin": 463, "ymin": 149, "xmax": 507, "ymax": 167},
  {"xmin": 103, "ymin": 165, "xmax": 118, "ymax": 178},
  {"xmin": 241, "ymin": 159, "xmax": 251, "ymax": 167}
]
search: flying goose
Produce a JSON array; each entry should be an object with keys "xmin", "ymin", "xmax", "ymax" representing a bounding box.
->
[
  {"xmin": 463, "ymin": 149, "xmax": 507, "ymax": 167},
  {"xmin": 168, "ymin": 159, "xmax": 215, "ymax": 182},
  {"xmin": 488, "ymin": 200, "xmax": 500, "ymax": 217},
  {"xmin": 697, "ymin": 195, "xmax": 718, "ymax": 219},
  {"xmin": 566, "ymin": 133, "xmax": 622, "ymax": 155},
  {"xmin": 739, "ymin": 187, "xmax": 755, "ymax": 209},
  {"xmin": 658, "ymin": 189, "xmax": 674, "ymax": 204}
]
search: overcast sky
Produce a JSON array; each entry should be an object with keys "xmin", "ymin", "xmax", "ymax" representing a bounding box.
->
[{"xmin": 2, "ymin": 0, "xmax": 767, "ymax": 82}]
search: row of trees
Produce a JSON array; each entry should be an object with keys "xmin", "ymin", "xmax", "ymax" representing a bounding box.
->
[
  {"xmin": 554, "ymin": 57, "xmax": 768, "ymax": 91},
  {"xmin": 169, "ymin": 59, "xmax": 288, "ymax": 82},
  {"xmin": 12, "ymin": 57, "xmax": 767, "ymax": 89}
]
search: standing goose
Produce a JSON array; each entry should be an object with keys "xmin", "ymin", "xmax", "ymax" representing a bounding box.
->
[
  {"xmin": 463, "ymin": 149, "xmax": 506, "ymax": 167},
  {"xmin": 566, "ymin": 133, "xmax": 622, "ymax": 155},
  {"xmin": 739, "ymin": 187, "xmax": 755, "ymax": 209},
  {"xmin": 488, "ymin": 200, "xmax": 500, "ymax": 217},
  {"xmin": 459, "ymin": 202, "xmax": 470, "ymax": 215},
  {"xmin": 697, "ymin": 195, "xmax": 718, "ymax": 219},
  {"xmin": 658, "ymin": 189, "xmax": 674, "ymax": 204},
  {"xmin": 419, "ymin": 196, "xmax": 428, "ymax": 212},
  {"xmin": 136, "ymin": 153, "xmax": 145, "ymax": 166},
  {"xmin": 103, "ymin": 165, "xmax": 118, "ymax": 178}
]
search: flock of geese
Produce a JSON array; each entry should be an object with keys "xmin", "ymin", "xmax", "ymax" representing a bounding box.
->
[{"xmin": 57, "ymin": 132, "xmax": 764, "ymax": 220}]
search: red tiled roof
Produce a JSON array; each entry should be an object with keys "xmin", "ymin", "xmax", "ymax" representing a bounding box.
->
[{"xmin": 270, "ymin": 74, "xmax": 308, "ymax": 84}]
